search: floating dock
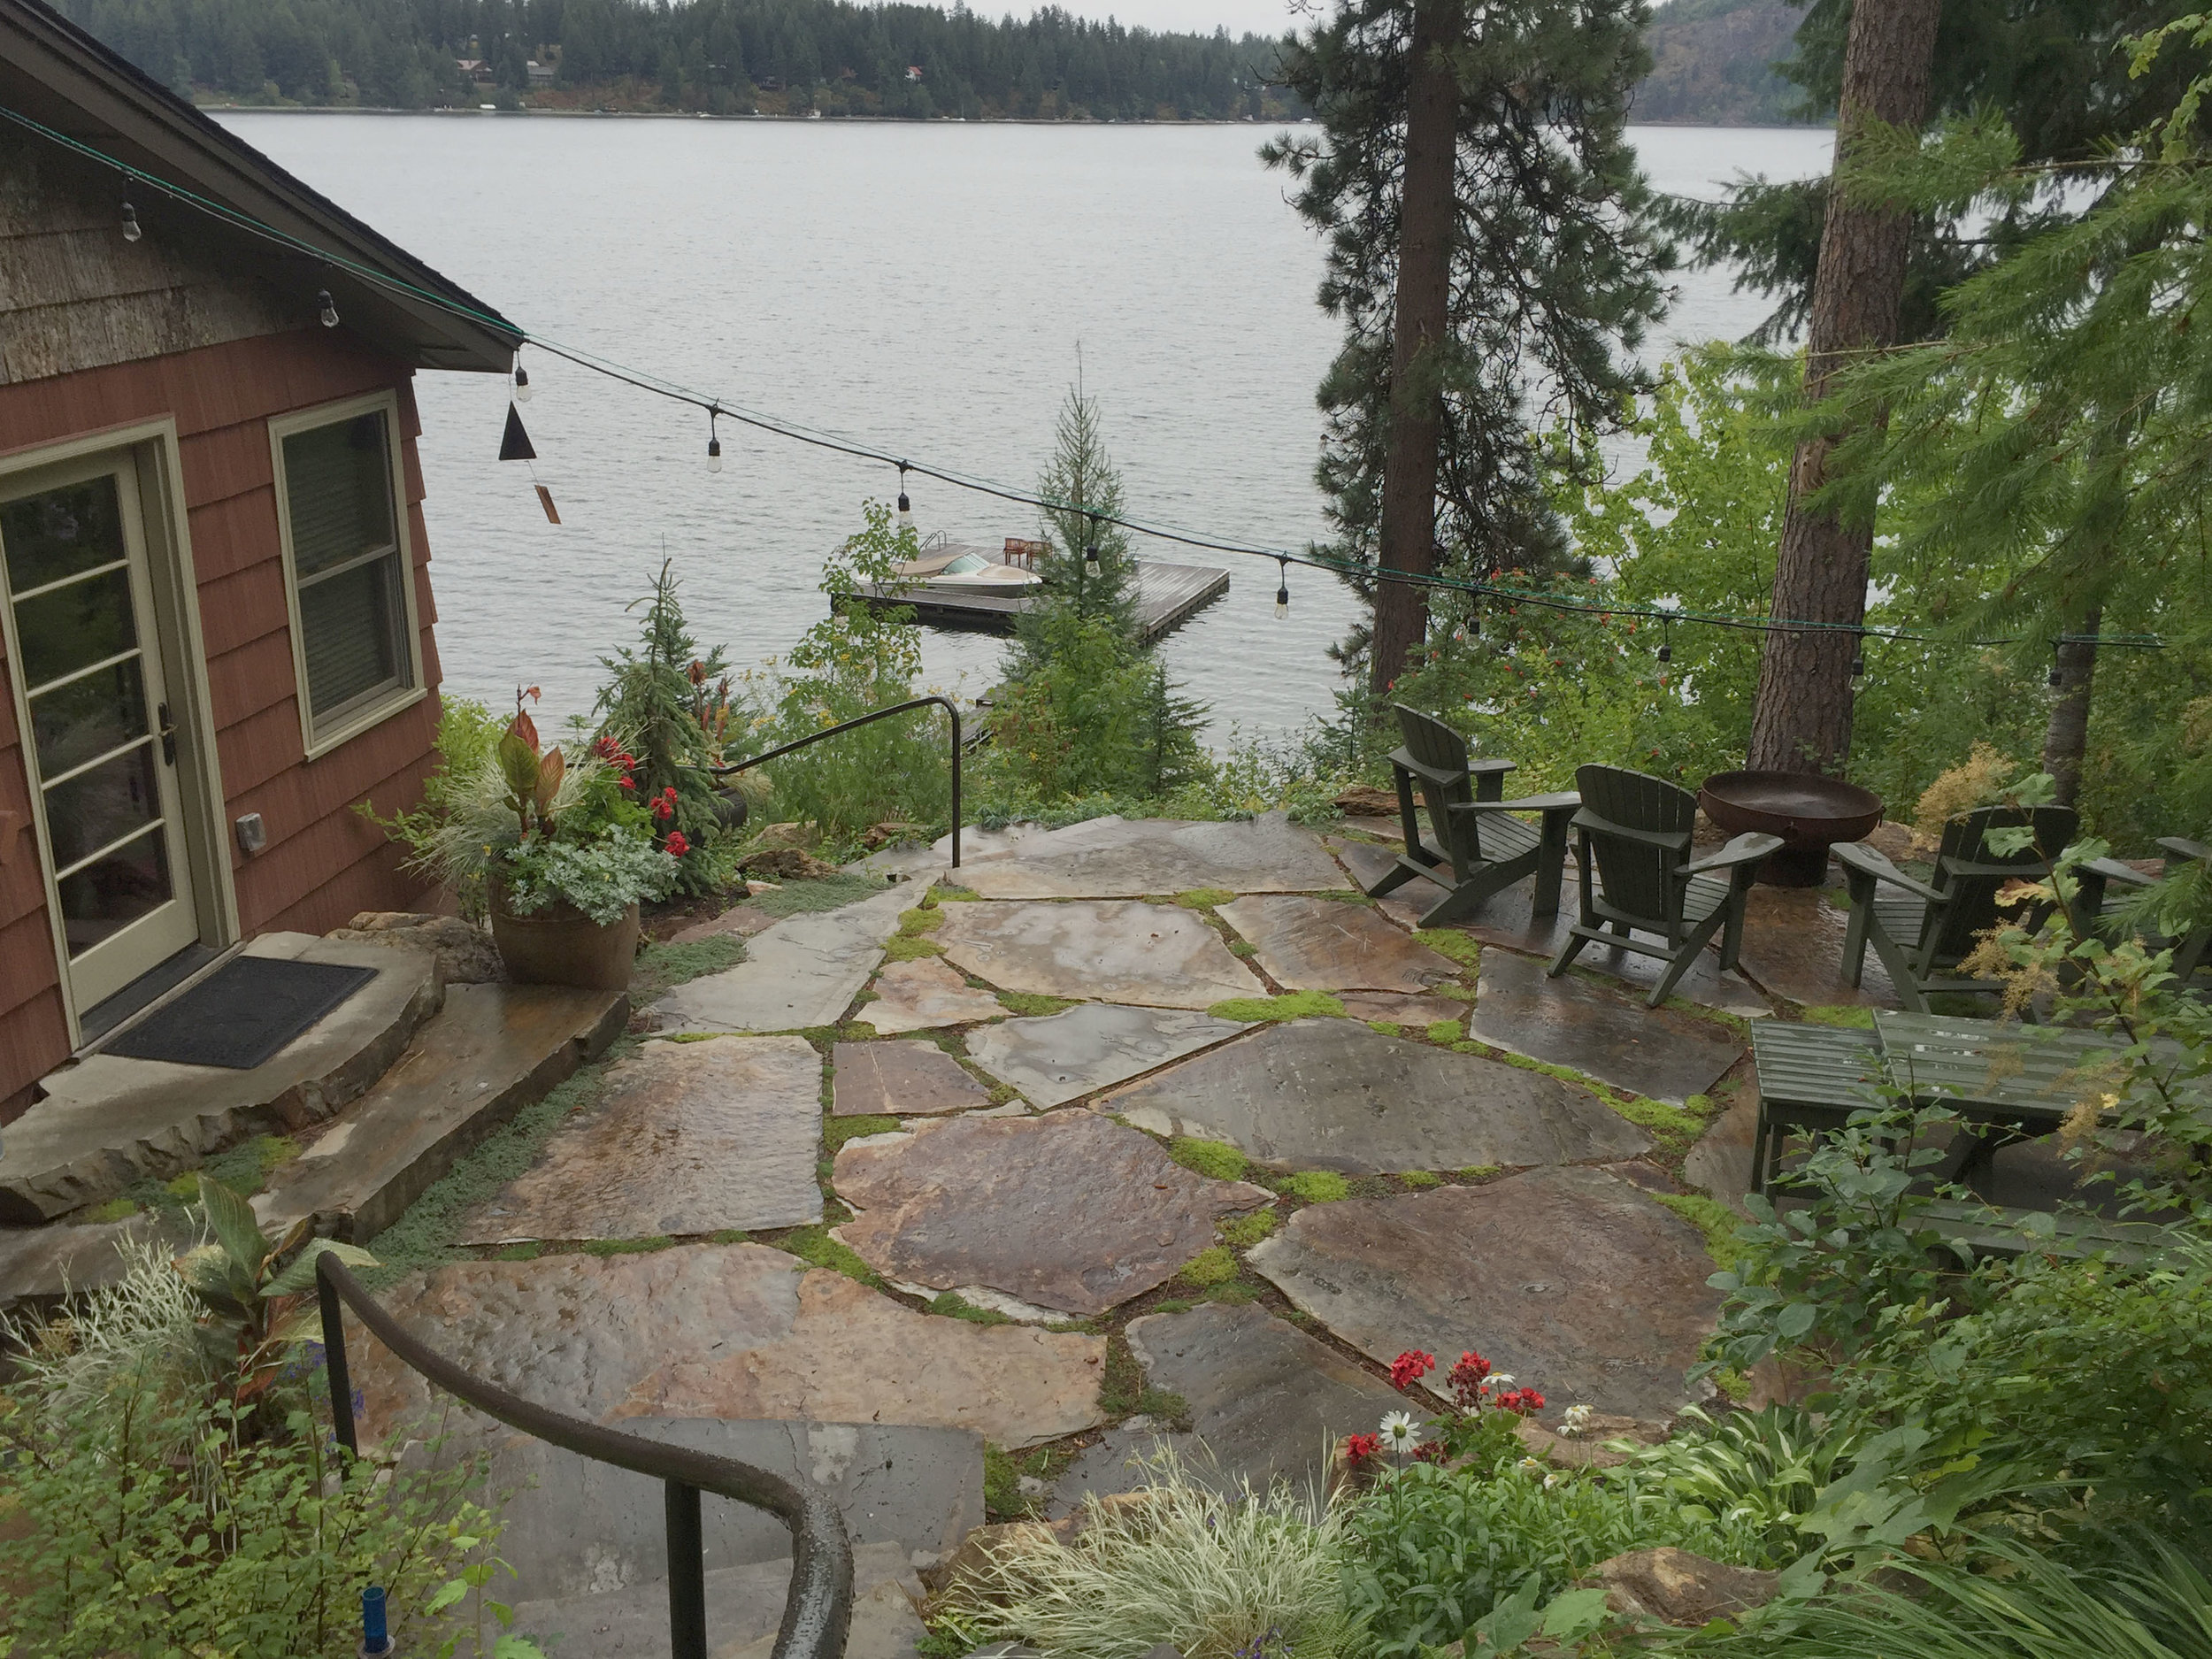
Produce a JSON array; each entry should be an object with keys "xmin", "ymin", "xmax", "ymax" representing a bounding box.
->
[{"xmin": 849, "ymin": 556, "xmax": 1230, "ymax": 642}]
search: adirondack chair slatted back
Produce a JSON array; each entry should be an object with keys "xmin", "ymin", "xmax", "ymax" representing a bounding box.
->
[
  {"xmin": 1921, "ymin": 804, "xmax": 2080, "ymax": 963},
  {"xmin": 1575, "ymin": 764, "xmax": 1698, "ymax": 933},
  {"xmin": 1395, "ymin": 706, "xmax": 1477, "ymax": 856}
]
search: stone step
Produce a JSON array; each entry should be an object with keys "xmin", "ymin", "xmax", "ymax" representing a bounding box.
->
[
  {"xmin": 0, "ymin": 934, "xmax": 443, "ymax": 1225},
  {"xmin": 255, "ymin": 980, "xmax": 627, "ymax": 1243}
]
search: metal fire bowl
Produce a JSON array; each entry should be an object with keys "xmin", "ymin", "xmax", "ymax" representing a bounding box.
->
[{"xmin": 1699, "ymin": 770, "xmax": 1886, "ymax": 887}]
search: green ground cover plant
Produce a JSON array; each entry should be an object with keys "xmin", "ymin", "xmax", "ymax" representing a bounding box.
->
[
  {"xmin": 748, "ymin": 872, "xmax": 890, "ymax": 917},
  {"xmin": 1168, "ymin": 1138, "xmax": 1248, "ymax": 1181},
  {"xmin": 630, "ymin": 933, "xmax": 747, "ymax": 995},
  {"xmin": 1206, "ymin": 991, "xmax": 1347, "ymax": 1022},
  {"xmin": 1277, "ymin": 1171, "xmax": 1350, "ymax": 1203}
]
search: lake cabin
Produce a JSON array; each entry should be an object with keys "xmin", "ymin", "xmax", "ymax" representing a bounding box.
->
[{"xmin": 0, "ymin": 0, "xmax": 518, "ymax": 1118}]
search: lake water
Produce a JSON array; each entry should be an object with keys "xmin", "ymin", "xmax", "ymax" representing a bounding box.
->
[{"xmin": 216, "ymin": 114, "xmax": 1833, "ymax": 745}]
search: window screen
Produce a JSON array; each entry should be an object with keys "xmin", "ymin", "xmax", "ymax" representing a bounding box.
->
[{"xmin": 280, "ymin": 410, "xmax": 412, "ymax": 740}]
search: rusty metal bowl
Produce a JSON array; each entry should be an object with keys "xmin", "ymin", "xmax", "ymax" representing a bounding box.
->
[{"xmin": 1699, "ymin": 770, "xmax": 1886, "ymax": 887}]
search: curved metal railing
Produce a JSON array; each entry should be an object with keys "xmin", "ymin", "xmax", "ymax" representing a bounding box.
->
[
  {"xmin": 710, "ymin": 695, "xmax": 964, "ymax": 868},
  {"xmin": 316, "ymin": 1255, "xmax": 854, "ymax": 1659}
]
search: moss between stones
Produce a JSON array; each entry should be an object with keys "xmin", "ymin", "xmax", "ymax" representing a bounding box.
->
[
  {"xmin": 1277, "ymin": 1170, "xmax": 1351, "ymax": 1203},
  {"xmin": 494, "ymin": 1242, "xmax": 541, "ymax": 1262},
  {"xmin": 880, "ymin": 933, "xmax": 947, "ymax": 962},
  {"xmin": 580, "ymin": 1234, "xmax": 677, "ymax": 1256},
  {"xmin": 825, "ymin": 1114, "xmax": 900, "ymax": 1152},
  {"xmin": 1398, "ymin": 1170, "xmax": 1443, "ymax": 1190},
  {"xmin": 1178, "ymin": 1245, "xmax": 1239, "ymax": 1286},
  {"xmin": 934, "ymin": 885, "xmax": 983, "ymax": 902},
  {"xmin": 1606, "ymin": 1094, "xmax": 1710, "ymax": 1150},
  {"xmin": 130, "ymin": 1134, "xmax": 300, "ymax": 1213},
  {"xmin": 749, "ymin": 872, "xmax": 890, "ymax": 918},
  {"xmin": 1367, "ymin": 1020, "xmax": 1400, "ymax": 1036},
  {"xmin": 931, "ymin": 1291, "xmax": 1015, "ymax": 1326},
  {"xmin": 1097, "ymin": 1333, "xmax": 1192, "ymax": 1429},
  {"xmin": 997, "ymin": 990, "xmax": 1077, "ymax": 1018},
  {"xmin": 632, "ymin": 934, "xmax": 747, "ymax": 995},
  {"xmin": 1415, "ymin": 928, "xmax": 1482, "ymax": 970},
  {"xmin": 982, "ymin": 1442, "xmax": 1079, "ymax": 1522},
  {"xmin": 1458, "ymin": 1164, "xmax": 1504, "ymax": 1180},
  {"xmin": 81, "ymin": 1197, "xmax": 140, "ymax": 1223},
  {"xmin": 1174, "ymin": 887, "xmax": 1238, "ymax": 910},
  {"xmin": 1198, "ymin": 1280, "xmax": 1263, "ymax": 1305},
  {"xmin": 1425, "ymin": 1018, "xmax": 1464, "ymax": 1044},
  {"xmin": 898, "ymin": 907, "xmax": 944, "ymax": 935},
  {"xmin": 1217, "ymin": 1209, "xmax": 1278, "ymax": 1248},
  {"xmin": 1170, "ymin": 1137, "xmax": 1249, "ymax": 1181},
  {"xmin": 776, "ymin": 1224, "xmax": 884, "ymax": 1288},
  {"xmin": 1206, "ymin": 990, "xmax": 1347, "ymax": 1023},
  {"xmin": 1653, "ymin": 1192, "xmax": 1750, "ymax": 1272}
]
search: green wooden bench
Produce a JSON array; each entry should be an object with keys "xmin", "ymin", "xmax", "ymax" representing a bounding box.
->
[{"xmin": 1748, "ymin": 1021, "xmax": 1884, "ymax": 1196}]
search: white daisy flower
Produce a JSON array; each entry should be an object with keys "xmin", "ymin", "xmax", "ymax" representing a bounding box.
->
[
  {"xmin": 1516, "ymin": 1456, "xmax": 1546, "ymax": 1479},
  {"xmin": 1379, "ymin": 1411, "xmax": 1421, "ymax": 1454},
  {"xmin": 1558, "ymin": 1403, "xmax": 1595, "ymax": 1439},
  {"xmin": 1543, "ymin": 1472, "xmax": 1559, "ymax": 1491},
  {"xmin": 1486, "ymin": 1373, "xmax": 1517, "ymax": 1391}
]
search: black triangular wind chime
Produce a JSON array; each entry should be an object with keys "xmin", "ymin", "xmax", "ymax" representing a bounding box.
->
[{"xmin": 498, "ymin": 380, "xmax": 561, "ymax": 524}]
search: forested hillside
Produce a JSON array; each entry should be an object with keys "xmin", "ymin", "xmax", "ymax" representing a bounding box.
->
[
  {"xmin": 1636, "ymin": 0, "xmax": 1812, "ymax": 125},
  {"xmin": 53, "ymin": 0, "xmax": 1302, "ymax": 119}
]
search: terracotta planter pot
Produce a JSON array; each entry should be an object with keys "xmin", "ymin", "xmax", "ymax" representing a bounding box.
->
[{"xmin": 488, "ymin": 887, "xmax": 640, "ymax": 989}]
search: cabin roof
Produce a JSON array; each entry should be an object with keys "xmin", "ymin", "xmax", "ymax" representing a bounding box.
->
[{"xmin": 0, "ymin": 0, "xmax": 521, "ymax": 373}]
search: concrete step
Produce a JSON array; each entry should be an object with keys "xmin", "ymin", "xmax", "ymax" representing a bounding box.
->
[
  {"xmin": 256, "ymin": 980, "xmax": 627, "ymax": 1244},
  {"xmin": 0, "ymin": 934, "xmax": 443, "ymax": 1225}
]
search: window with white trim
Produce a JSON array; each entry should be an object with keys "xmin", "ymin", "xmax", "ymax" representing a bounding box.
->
[{"xmin": 273, "ymin": 403, "xmax": 419, "ymax": 748}]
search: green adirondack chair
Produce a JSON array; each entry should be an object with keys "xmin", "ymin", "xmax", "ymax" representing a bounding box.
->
[
  {"xmin": 1834, "ymin": 803, "xmax": 2080, "ymax": 1013},
  {"xmin": 1361, "ymin": 704, "xmax": 1581, "ymax": 928},
  {"xmin": 2076, "ymin": 835, "xmax": 2211, "ymax": 988},
  {"xmin": 1547, "ymin": 764, "xmax": 1781, "ymax": 1008}
]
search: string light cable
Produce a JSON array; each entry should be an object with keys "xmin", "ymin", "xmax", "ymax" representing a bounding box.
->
[{"xmin": 4, "ymin": 100, "xmax": 2165, "ymax": 656}]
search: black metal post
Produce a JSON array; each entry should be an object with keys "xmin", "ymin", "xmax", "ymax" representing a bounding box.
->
[
  {"xmin": 948, "ymin": 703, "xmax": 961, "ymax": 870},
  {"xmin": 711, "ymin": 694, "xmax": 963, "ymax": 870},
  {"xmin": 317, "ymin": 1257, "xmax": 358, "ymax": 1458},
  {"xmin": 666, "ymin": 1479, "xmax": 707, "ymax": 1659}
]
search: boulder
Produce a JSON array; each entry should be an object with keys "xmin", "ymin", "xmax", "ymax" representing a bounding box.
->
[
  {"xmin": 335, "ymin": 911, "xmax": 505, "ymax": 983},
  {"xmin": 741, "ymin": 846, "xmax": 844, "ymax": 881},
  {"xmin": 864, "ymin": 821, "xmax": 931, "ymax": 850},
  {"xmin": 1586, "ymin": 1548, "xmax": 1781, "ymax": 1626}
]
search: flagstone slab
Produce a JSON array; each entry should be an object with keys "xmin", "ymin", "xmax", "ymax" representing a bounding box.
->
[
  {"xmin": 964, "ymin": 1004, "xmax": 1248, "ymax": 1108},
  {"xmin": 954, "ymin": 811, "xmax": 1344, "ymax": 900},
  {"xmin": 858, "ymin": 957, "xmax": 1007, "ymax": 1034},
  {"xmin": 350, "ymin": 1243, "xmax": 1107, "ymax": 1450},
  {"xmin": 1104, "ymin": 1019, "xmax": 1652, "ymax": 1174},
  {"xmin": 832, "ymin": 1111, "xmax": 1271, "ymax": 1317},
  {"xmin": 1339, "ymin": 992, "xmax": 1469, "ymax": 1030},
  {"xmin": 833, "ymin": 1041, "xmax": 992, "ymax": 1118},
  {"xmin": 1247, "ymin": 1166, "xmax": 1723, "ymax": 1423},
  {"xmin": 1733, "ymin": 886, "xmax": 1901, "ymax": 1010},
  {"xmin": 459, "ymin": 1036, "xmax": 822, "ymax": 1243},
  {"xmin": 654, "ymin": 882, "xmax": 910, "ymax": 1034},
  {"xmin": 1470, "ymin": 951, "xmax": 1743, "ymax": 1105},
  {"xmin": 1124, "ymin": 1302, "xmax": 1406, "ymax": 1492},
  {"xmin": 1217, "ymin": 895, "xmax": 1458, "ymax": 994},
  {"xmin": 933, "ymin": 900, "xmax": 1263, "ymax": 1010}
]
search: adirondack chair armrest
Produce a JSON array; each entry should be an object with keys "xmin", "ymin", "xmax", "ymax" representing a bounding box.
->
[
  {"xmin": 1834, "ymin": 840, "xmax": 1945, "ymax": 902},
  {"xmin": 1454, "ymin": 792, "xmax": 1579, "ymax": 814},
  {"xmin": 2157, "ymin": 835, "xmax": 2211, "ymax": 864},
  {"xmin": 1569, "ymin": 810, "xmax": 1691, "ymax": 852},
  {"xmin": 1467, "ymin": 758, "xmax": 1517, "ymax": 777},
  {"xmin": 2080, "ymin": 855, "xmax": 2154, "ymax": 889},
  {"xmin": 1685, "ymin": 832, "xmax": 1784, "ymax": 876}
]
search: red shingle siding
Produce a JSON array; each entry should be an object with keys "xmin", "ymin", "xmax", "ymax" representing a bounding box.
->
[{"xmin": 0, "ymin": 327, "xmax": 447, "ymax": 1102}]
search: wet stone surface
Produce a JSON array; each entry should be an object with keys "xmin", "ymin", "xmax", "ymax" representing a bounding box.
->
[
  {"xmin": 654, "ymin": 882, "xmax": 909, "ymax": 1034},
  {"xmin": 933, "ymin": 900, "xmax": 1263, "ymax": 1010},
  {"xmin": 833, "ymin": 1041, "xmax": 993, "ymax": 1118},
  {"xmin": 350, "ymin": 1243, "xmax": 1108, "ymax": 1450},
  {"xmin": 1734, "ymin": 886, "xmax": 1901, "ymax": 1010},
  {"xmin": 1106, "ymin": 1018, "xmax": 1652, "ymax": 1174},
  {"xmin": 1217, "ymin": 895, "xmax": 1459, "ymax": 994},
  {"xmin": 460, "ymin": 1035, "xmax": 822, "ymax": 1242},
  {"xmin": 1248, "ymin": 1166, "xmax": 1724, "ymax": 1424},
  {"xmin": 1470, "ymin": 951, "xmax": 1744, "ymax": 1104},
  {"xmin": 1338, "ymin": 991, "xmax": 1471, "ymax": 1030},
  {"xmin": 831, "ymin": 1111, "xmax": 1271, "ymax": 1317},
  {"xmin": 857, "ymin": 957, "xmax": 1007, "ymax": 1034},
  {"xmin": 964, "ymin": 1003, "xmax": 1248, "ymax": 1109},
  {"xmin": 953, "ymin": 810, "xmax": 1346, "ymax": 900}
]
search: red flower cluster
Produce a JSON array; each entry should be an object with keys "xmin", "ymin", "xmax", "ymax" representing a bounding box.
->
[
  {"xmin": 1494, "ymin": 1388, "xmax": 1545, "ymax": 1415},
  {"xmin": 592, "ymin": 735, "xmax": 640, "ymax": 791},
  {"xmin": 1448, "ymin": 1350, "xmax": 1491, "ymax": 1409},
  {"xmin": 650, "ymin": 784, "xmax": 680, "ymax": 821},
  {"xmin": 1342, "ymin": 1432, "xmax": 1381, "ymax": 1470},
  {"xmin": 1412, "ymin": 1440, "xmax": 1449, "ymax": 1465},
  {"xmin": 664, "ymin": 831, "xmax": 691, "ymax": 858},
  {"xmin": 1390, "ymin": 1350, "xmax": 1436, "ymax": 1390}
]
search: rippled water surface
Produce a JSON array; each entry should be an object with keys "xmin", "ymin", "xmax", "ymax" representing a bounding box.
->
[{"xmin": 218, "ymin": 114, "xmax": 1832, "ymax": 742}]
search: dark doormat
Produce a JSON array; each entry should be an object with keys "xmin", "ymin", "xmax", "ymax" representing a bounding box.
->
[{"xmin": 105, "ymin": 955, "xmax": 380, "ymax": 1070}]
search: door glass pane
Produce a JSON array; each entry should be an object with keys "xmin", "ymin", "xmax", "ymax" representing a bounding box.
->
[
  {"xmin": 44, "ymin": 742, "xmax": 160, "ymax": 872},
  {"xmin": 0, "ymin": 475, "xmax": 127, "ymax": 594},
  {"xmin": 29, "ymin": 657, "xmax": 149, "ymax": 780},
  {"xmin": 57, "ymin": 826, "xmax": 173, "ymax": 957},
  {"xmin": 12, "ymin": 565, "xmax": 138, "ymax": 687},
  {"xmin": 282, "ymin": 413, "xmax": 395, "ymax": 577},
  {"xmin": 301, "ymin": 552, "xmax": 407, "ymax": 720}
]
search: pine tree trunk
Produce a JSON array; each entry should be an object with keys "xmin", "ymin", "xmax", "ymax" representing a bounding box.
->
[
  {"xmin": 1369, "ymin": 0, "xmax": 1461, "ymax": 698},
  {"xmin": 1745, "ymin": 0, "xmax": 1940, "ymax": 775},
  {"xmin": 2042, "ymin": 606, "xmax": 2100, "ymax": 806}
]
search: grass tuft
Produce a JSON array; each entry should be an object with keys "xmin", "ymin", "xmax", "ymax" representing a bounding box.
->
[
  {"xmin": 1098, "ymin": 1334, "xmax": 1193, "ymax": 1429},
  {"xmin": 1414, "ymin": 928, "xmax": 1482, "ymax": 969},
  {"xmin": 1206, "ymin": 990, "xmax": 1347, "ymax": 1023},
  {"xmin": 1170, "ymin": 1137, "xmax": 1249, "ymax": 1181},
  {"xmin": 1277, "ymin": 1170, "xmax": 1351, "ymax": 1203},
  {"xmin": 749, "ymin": 872, "xmax": 891, "ymax": 918},
  {"xmin": 1799, "ymin": 1003, "xmax": 1878, "ymax": 1029},
  {"xmin": 826, "ymin": 1113, "xmax": 901, "ymax": 1152},
  {"xmin": 1174, "ymin": 887, "xmax": 1238, "ymax": 910},
  {"xmin": 1218, "ymin": 1209, "xmax": 1278, "ymax": 1248},
  {"xmin": 1367, "ymin": 1020, "xmax": 1399, "ymax": 1036},
  {"xmin": 1458, "ymin": 1164, "xmax": 1504, "ymax": 1180},
  {"xmin": 1425, "ymin": 1018, "xmax": 1463, "ymax": 1044},
  {"xmin": 933, "ymin": 1291, "xmax": 1016, "ymax": 1326},
  {"xmin": 777, "ymin": 1224, "xmax": 884, "ymax": 1287},
  {"xmin": 633, "ymin": 933, "xmax": 749, "ymax": 995},
  {"xmin": 998, "ymin": 990, "xmax": 1077, "ymax": 1018}
]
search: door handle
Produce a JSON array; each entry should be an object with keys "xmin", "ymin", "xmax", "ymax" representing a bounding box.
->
[{"xmin": 158, "ymin": 702, "xmax": 177, "ymax": 765}]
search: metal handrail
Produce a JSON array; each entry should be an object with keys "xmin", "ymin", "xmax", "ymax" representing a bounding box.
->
[
  {"xmin": 316, "ymin": 1255, "xmax": 853, "ymax": 1659},
  {"xmin": 710, "ymin": 695, "xmax": 963, "ymax": 868}
]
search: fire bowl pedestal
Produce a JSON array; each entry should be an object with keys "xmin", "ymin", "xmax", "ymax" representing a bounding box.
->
[{"xmin": 1698, "ymin": 771, "xmax": 1885, "ymax": 887}]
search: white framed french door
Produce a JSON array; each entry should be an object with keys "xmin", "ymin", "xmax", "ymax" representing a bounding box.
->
[{"xmin": 0, "ymin": 449, "xmax": 205, "ymax": 1016}]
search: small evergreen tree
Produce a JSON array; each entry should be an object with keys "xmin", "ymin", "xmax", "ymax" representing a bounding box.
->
[{"xmin": 1022, "ymin": 388, "xmax": 1141, "ymax": 646}]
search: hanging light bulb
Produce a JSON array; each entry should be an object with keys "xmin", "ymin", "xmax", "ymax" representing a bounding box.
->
[
  {"xmin": 1085, "ymin": 513, "xmax": 1100, "ymax": 564},
  {"xmin": 706, "ymin": 409, "xmax": 723, "ymax": 474},
  {"xmin": 896, "ymin": 464, "xmax": 913, "ymax": 530},
  {"xmin": 1850, "ymin": 654, "xmax": 1865, "ymax": 679},
  {"xmin": 1275, "ymin": 557, "xmax": 1290, "ymax": 618},
  {"xmin": 120, "ymin": 198, "xmax": 141, "ymax": 242},
  {"xmin": 317, "ymin": 289, "xmax": 340, "ymax": 328},
  {"xmin": 512, "ymin": 355, "xmax": 532, "ymax": 403}
]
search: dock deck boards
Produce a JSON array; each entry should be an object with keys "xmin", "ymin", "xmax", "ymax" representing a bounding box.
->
[{"xmin": 851, "ymin": 559, "xmax": 1231, "ymax": 642}]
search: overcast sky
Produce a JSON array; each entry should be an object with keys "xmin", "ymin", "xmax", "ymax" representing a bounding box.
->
[{"xmin": 1044, "ymin": 0, "xmax": 1308, "ymax": 40}]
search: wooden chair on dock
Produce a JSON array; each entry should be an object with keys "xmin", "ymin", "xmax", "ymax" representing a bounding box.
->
[
  {"xmin": 1361, "ymin": 705, "xmax": 1581, "ymax": 928},
  {"xmin": 1548, "ymin": 764, "xmax": 1780, "ymax": 1009}
]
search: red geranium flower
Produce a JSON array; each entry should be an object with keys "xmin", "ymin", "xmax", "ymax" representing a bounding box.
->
[
  {"xmin": 1342, "ymin": 1432, "xmax": 1382, "ymax": 1470},
  {"xmin": 1495, "ymin": 1387, "xmax": 1546, "ymax": 1415},
  {"xmin": 664, "ymin": 831, "xmax": 690, "ymax": 857},
  {"xmin": 1448, "ymin": 1351, "xmax": 1491, "ymax": 1408},
  {"xmin": 1412, "ymin": 1440, "xmax": 1449, "ymax": 1465},
  {"xmin": 1390, "ymin": 1349, "xmax": 1436, "ymax": 1390}
]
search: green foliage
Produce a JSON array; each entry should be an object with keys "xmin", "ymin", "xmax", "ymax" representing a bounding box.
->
[
  {"xmin": 1178, "ymin": 1246, "xmax": 1239, "ymax": 1286},
  {"xmin": 1424, "ymin": 1018, "xmax": 1463, "ymax": 1044},
  {"xmin": 776, "ymin": 1225, "xmax": 884, "ymax": 1288},
  {"xmin": 1415, "ymin": 929, "xmax": 1482, "ymax": 970},
  {"xmin": 1279, "ymin": 1171, "xmax": 1351, "ymax": 1204},
  {"xmin": 748, "ymin": 872, "xmax": 889, "ymax": 918},
  {"xmin": 984, "ymin": 610, "xmax": 1207, "ymax": 808},
  {"xmin": 1204, "ymin": 991, "xmax": 1347, "ymax": 1023},
  {"xmin": 631, "ymin": 934, "xmax": 747, "ymax": 994},
  {"xmin": 881, "ymin": 933, "xmax": 948, "ymax": 962},
  {"xmin": 1169, "ymin": 1137, "xmax": 1249, "ymax": 1182},
  {"xmin": 997, "ymin": 990, "xmax": 1077, "ymax": 1017},
  {"xmin": 1218, "ymin": 1209, "xmax": 1279, "ymax": 1248},
  {"xmin": 931, "ymin": 1292, "xmax": 1015, "ymax": 1327},
  {"xmin": 826, "ymin": 1114, "xmax": 899, "ymax": 1151},
  {"xmin": 1399, "ymin": 1169, "xmax": 1443, "ymax": 1189},
  {"xmin": 1652, "ymin": 1191, "xmax": 1750, "ymax": 1272},
  {"xmin": 129, "ymin": 1134, "xmax": 297, "ymax": 1213},
  {"xmin": 1622, "ymin": 1403, "xmax": 1862, "ymax": 1560},
  {"xmin": 1175, "ymin": 888, "xmax": 1238, "ymax": 910},
  {"xmin": 1343, "ymin": 1461, "xmax": 1772, "ymax": 1657}
]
